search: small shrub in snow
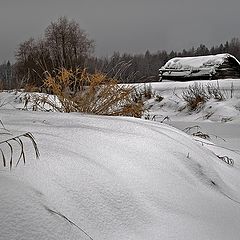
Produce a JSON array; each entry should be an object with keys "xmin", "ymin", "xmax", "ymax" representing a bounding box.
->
[
  {"xmin": 141, "ymin": 84, "xmax": 155, "ymax": 100},
  {"xmin": 182, "ymin": 83, "xmax": 209, "ymax": 110},
  {"xmin": 133, "ymin": 84, "xmax": 155, "ymax": 102},
  {"xmin": 182, "ymin": 82, "xmax": 228, "ymax": 111},
  {"xmin": 206, "ymin": 83, "xmax": 226, "ymax": 101}
]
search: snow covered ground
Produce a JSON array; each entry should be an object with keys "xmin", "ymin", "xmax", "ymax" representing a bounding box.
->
[{"xmin": 1, "ymin": 79, "xmax": 240, "ymax": 240}]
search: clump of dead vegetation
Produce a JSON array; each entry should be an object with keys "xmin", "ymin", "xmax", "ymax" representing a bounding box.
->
[
  {"xmin": 24, "ymin": 68, "xmax": 145, "ymax": 118},
  {"xmin": 139, "ymin": 84, "xmax": 155, "ymax": 100},
  {"xmin": 182, "ymin": 82, "xmax": 229, "ymax": 111},
  {"xmin": 133, "ymin": 83, "xmax": 156, "ymax": 103}
]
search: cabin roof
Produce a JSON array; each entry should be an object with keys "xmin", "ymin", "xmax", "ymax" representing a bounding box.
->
[
  {"xmin": 160, "ymin": 53, "xmax": 240, "ymax": 71},
  {"xmin": 159, "ymin": 53, "xmax": 240, "ymax": 81}
]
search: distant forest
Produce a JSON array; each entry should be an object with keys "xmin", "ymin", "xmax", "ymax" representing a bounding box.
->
[
  {"xmin": 86, "ymin": 37, "xmax": 240, "ymax": 83},
  {"xmin": 1, "ymin": 28, "xmax": 240, "ymax": 88}
]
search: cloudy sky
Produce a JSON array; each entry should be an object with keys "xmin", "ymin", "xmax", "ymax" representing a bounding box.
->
[{"xmin": 1, "ymin": 0, "xmax": 240, "ymax": 62}]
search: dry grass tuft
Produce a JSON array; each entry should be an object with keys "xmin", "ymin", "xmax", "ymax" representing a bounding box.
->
[
  {"xmin": 182, "ymin": 82, "xmax": 228, "ymax": 111},
  {"xmin": 182, "ymin": 83, "xmax": 209, "ymax": 110},
  {"xmin": 40, "ymin": 68, "xmax": 145, "ymax": 117}
]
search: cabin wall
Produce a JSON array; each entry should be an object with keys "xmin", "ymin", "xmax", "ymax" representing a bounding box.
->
[
  {"xmin": 160, "ymin": 75, "xmax": 212, "ymax": 82},
  {"xmin": 214, "ymin": 59, "xmax": 240, "ymax": 79}
]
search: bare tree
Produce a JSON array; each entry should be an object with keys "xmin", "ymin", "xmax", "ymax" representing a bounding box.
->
[
  {"xmin": 15, "ymin": 17, "xmax": 94, "ymax": 87},
  {"xmin": 15, "ymin": 38, "xmax": 52, "ymax": 86},
  {"xmin": 45, "ymin": 16, "xmax": 94, "ymax": 69}
]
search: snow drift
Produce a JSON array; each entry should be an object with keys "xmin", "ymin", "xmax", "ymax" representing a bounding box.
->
[{"xmin": 1, "ymin": 104, "xmax": 240, "ymax": 239}]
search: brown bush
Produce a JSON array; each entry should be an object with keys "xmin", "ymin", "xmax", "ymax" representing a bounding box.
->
[{"xmin": 42, "ymin": 68, "xmax": 145, "ymax": 117}]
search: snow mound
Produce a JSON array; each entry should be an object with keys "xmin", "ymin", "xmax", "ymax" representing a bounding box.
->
[{"xmin": 1, "ymin": 108, "xmax": 240, "ymax": 240}]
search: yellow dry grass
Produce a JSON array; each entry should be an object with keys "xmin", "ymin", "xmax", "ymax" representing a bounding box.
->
[{"xmin": 43, "ymin": 68, "xmax": 145, "ymax": 117}]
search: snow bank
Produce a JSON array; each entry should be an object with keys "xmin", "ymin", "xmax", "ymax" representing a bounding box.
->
[
  {"xmin": 1, "ymin": 105, "xmax": 240, "ymax": 239},
  {"xmin": 147, "ymin": 79, "xmax": 240, "ymax": 121}
]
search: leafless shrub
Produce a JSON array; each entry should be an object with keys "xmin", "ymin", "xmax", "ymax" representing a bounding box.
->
[
  {"xmin": 141, "ymin": 84, "xmax": 155, "ymax": 100},
  {"xmin": 182, "ymin": 83, "xmax": 209, "ymax": 110},
  {"xmin": 206, "ymin": 82, "xmax": 226, "ymax": 101},
  {"xmin": 133, "ymin": 84, "xmax": 156, "ymax": 104},
  {"xmin": 182, "ymin": 82, "xmax": 229, "ymax": 111}
]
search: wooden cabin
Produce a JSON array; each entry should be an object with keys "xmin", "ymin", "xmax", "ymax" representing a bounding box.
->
[{"xmin": 159, "ymin": 53, "xmax": 240, "ymax": 81}]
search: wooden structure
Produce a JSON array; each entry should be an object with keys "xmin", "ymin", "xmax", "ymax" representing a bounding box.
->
[{"xmin": 159, "ymin": 53, "xmax": 240, "ymax": 81}]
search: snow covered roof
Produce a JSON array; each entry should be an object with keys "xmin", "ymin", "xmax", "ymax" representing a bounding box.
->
[
  {"xmin": 159, "ymin": 53, "xmax": 240, "ymax": 81},
  {"xmin": 161, "ymin": 53, "xmax": 240, "ymax": 71}
]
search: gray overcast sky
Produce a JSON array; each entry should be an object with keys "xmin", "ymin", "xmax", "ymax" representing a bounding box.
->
[{"xmin": 1, "ymin": 0, "xmax": 240, "ymax": 62}]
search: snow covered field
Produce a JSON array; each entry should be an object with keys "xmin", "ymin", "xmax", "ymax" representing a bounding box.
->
[{"xmin": 1, "ymin": 79, "xmax": 240, "ymax": 240}]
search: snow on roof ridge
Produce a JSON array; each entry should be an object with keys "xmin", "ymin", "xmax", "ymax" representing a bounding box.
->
[{"xmin": 161, "ymin": 53, "xmax": 240, "ymax": 70}]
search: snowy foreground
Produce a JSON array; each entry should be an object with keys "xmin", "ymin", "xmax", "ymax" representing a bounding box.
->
[{"xmin": 1, "ymin": 79, "xmax": 240, "ymax": 240}]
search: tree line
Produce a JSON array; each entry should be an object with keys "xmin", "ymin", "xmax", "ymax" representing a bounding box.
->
[
  {"xmin": 87, "ymin": 38, "xmax": 240, "ymax": 83},
  {"xmin": 1, "ymin": 16, "xmax": 240, "ymax": 88}
]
